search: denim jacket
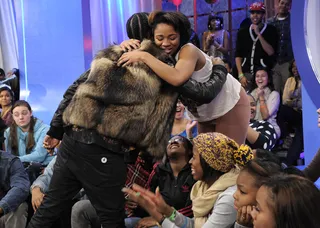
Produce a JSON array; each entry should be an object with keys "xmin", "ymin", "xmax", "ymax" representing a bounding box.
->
[{"xmin": 0, "ymin": 151, "xmax": 30, "ymax": 215}]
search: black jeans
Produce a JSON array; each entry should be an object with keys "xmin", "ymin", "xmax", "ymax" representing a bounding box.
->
[
  {"xmin": 27, "ymin": 133, "xmax": 127, "ymax": 228},
  {"xmin": 278, "ymin": 105, "xmax": 304, "ymax": 165}
]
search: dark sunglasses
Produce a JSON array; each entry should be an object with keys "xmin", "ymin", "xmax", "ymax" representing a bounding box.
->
[{"xmin": 168, "ymin": 137, "xmax": 185, "ymax": 144}]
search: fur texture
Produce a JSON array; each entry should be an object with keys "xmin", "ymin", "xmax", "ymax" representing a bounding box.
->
[{"xmin": 63, "ymin": 40, "xmax": 178, "ymax": 157}]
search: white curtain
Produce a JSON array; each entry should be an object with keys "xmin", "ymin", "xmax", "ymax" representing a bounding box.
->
[
  {"xmin": 90, "ymin": 0, "xmax": 161, "ymax": 56},
  {"xmin": 0, "ymin": 0, "xmax": 19, "ymax": 72}
]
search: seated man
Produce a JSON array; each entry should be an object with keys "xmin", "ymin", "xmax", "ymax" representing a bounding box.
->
[
  {"xmin": 0, "ymin": 151, "xmax": 30, "ymax": 228},
  {"xmin": 30, "ymin": 156, "xmax": 76, "ymax": 228}
]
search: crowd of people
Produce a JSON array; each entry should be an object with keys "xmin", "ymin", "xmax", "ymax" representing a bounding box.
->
[{"xmin": 0, "ymin": 0, "xmax": 319, "ymax": 228}]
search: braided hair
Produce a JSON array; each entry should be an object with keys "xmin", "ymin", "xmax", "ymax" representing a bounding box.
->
[{"xmin": 126, "ymin": 12, "xmax": 151, "ymax": 41}]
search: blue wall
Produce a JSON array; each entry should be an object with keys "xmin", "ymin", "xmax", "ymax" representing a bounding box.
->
[
  {"xmin": 291, "ymin": 0, "xmax": 320, "ymax": 165},
  {"xmin": 14, "ymin": 0, "xmax": 91, "ymax": 124}
]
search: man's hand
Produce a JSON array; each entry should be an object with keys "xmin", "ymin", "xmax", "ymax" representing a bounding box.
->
[
  {"xmin": 43, "ymin": 135, "xmax": 60, "ymax": 155},
  {"xmin": 240, "ymin": 76, "xmax": 248, "ymax": 88},
  {"xmin": 120, "ymin": 39, "xmax": 141, "ymax": 51},
  {"xmin": 251, "ymin": 24, "xmax": 260, "ymax": 36},
  {"xmin": 31, "ymin": 187, "xmax": 45, "ymax": 212}
]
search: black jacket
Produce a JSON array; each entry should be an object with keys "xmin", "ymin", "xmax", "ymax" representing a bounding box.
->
[
  {"xmin": 47, "ymin": 65, "xmax": 227, "ymax": 140},
  {"xmin": 147, "ymin": 162, "xmax": 196, "ymax": 217}
]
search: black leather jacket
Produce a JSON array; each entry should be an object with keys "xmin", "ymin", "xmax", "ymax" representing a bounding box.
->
[{"xmin": 47, "ymin": 65, "xmax": 227, "ymax": 140}]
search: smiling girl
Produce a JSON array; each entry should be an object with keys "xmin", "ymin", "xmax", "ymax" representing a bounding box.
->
[
  {"xmin": 250, "ymin": 68, "xmax": 280, "ymax": 139},
  {"xmin": 119, "ymin": 11, "xmax": 250, "ymax": 145}
]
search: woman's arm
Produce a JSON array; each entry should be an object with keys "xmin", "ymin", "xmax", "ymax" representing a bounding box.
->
[
  {"xmin": 282, "ymin": 78, "xmax": 295, "ymax": 106},
  {"xmin": 118, "ymin": 45, "xmax": 200, "ymax": 86},
  {"xmin": 216, "ymin": 30, "xmax": 229, "ymax": 55},
  {"xmin": 177, "ymin": 64, "xmax": 228, "ymax": 104},
  {"xmin": 202, "ymin": 32, "xmax": 209, "ymax": 52}
]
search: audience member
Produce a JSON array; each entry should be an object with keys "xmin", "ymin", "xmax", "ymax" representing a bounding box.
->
[
  {"xmin": 251, "ymin": 175, "xmax": 320, "ymax": 228},
  {"xmin": 235, "ymin": 2, "xmax": 278, "ymax": 91},
  {"xmin": 233, "ymin": 159, "xmax": 281, "ymax": 227},
  {"xmin": 123, "ymin": 132, "xmax": 253, "ymax": 227},
  {"xmin": 246, "ymin": 94, "xmax": 277, "ymax": 150},
  {"xmin": 202, "ymin": 14, "xmax": 229, "ymax": 58},
  {"xmin": 4, "ymin": 100, "xmax": 53, "ymax": 165},
  {"xmin": 120, "ymin": 11, "xmax": 250, "ymax": 145},
  {"xmin": 303, "ymin": 108, "xmax": 320, "ymax": 182},
  {"xmin": 268, "ymin": 0, "xmax": 293, "ymax": 93},
  {"xmin": 277, "ymin": 60, "xmax": 303, "ymax": 165},
  {"xmin": 0, "ymin": 87, "xmax": 14, "ymax": 126},
  {"xmin": 250, "ymin": 68, "xmax": 280, "ymax": 139},
  {"xmin": 0, "ymin": 151, "xmax": 30, "ymax": 228},
  {"xmin": 171, "ymin": 100, "xmax": 198, "ymax": 140},
  {"xmin": 126, "ymin": 135, "xmax": 195, "ymax": 227}
]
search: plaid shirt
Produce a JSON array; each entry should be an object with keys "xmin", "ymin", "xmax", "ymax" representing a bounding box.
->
[{"xmin": 268, "ymin": 14, "xmax": 294, "ymax": 64}]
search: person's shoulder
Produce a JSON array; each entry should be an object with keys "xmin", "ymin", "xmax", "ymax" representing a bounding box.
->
[
  {"xmin": 0, "ymin": 151, "xmax": 17, "ymax": 161},
  {"xmin": 266, "ymin": 24, "xmax": 277, "ymax": 32},
  {"xmin": 267, "ymin": 16, "xmax": 276, "ymax": 24}
]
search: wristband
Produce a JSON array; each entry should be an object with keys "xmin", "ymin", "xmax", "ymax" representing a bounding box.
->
[
  {"xmin": 166, "ymin": 208, "xmax": 177, "ymax": 222},
  {"xmin": 238, "ymin": 73, "xmax": 244, "ymax": 80}
]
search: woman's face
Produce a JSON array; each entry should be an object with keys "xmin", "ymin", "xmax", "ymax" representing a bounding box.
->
[
  {"xmin": 210, "ymin": 18, "xmax": 221, "ymax": 30},
  {"xmin": 175, "ymin": 100, "xmax": 185, "ymax": 120},
  {"xmin": 154, "ymin": 23, "xmax": 180, "ymax": 56},
  {"xmin": 233, "ymin": 170, "xmax": 259, "ymax": 210},
  {"xmin": 189, "ymin": 146, "xmax": 204, "ymax": 181},
  {"xmin": 292, "ymin": 61, "xmax": 299, "ymax": 77},
  {"xmin": 12, "ymin": 105, "xmax": 32, "ymax": 129},
  {"xmin": 255, "ymin": 70, "xmax": 269, "ymax": 89},
  {"xmin": 167, "ymin": 136, "xmax": 189, "ymax": 160},
  {"xmin": 248, "ymin": 95, "xmax": 257, "ymax": 120},
  {"xmin": 0, "ymin": 90, "xmax": 12, "ymax": 107},
  {"xmin": 251, "ymin": 186, "xmax": 276, "ymax": 228}
]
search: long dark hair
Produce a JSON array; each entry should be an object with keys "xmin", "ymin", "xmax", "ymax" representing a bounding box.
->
[
  {"xmin": 250, "ymin": 67, "xmax": 275, "ymax": 92},
  {"xmin": 200, "ymin": 155, "xmax": 225, "ymax": 182},
  {"xmin": 148, "ymin": 11, "xmax": 191, "ymax": 52},
  {"xmin": 9, "ymin": 100, "xmax": 37, "ymax": 155},
  {"xmin": 263, "ymin": 174, "xmax": 320, "ymax": 228}
]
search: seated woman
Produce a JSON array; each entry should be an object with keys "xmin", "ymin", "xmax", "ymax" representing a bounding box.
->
[
  {"xmin": 123, "ymin": 132, "xmax": 253, "ymax": 228},
  {"xmin": 4, "ymin": 100, "xmax": 53, "ymax": 165},
  {"xmin": 233, "ymin": 159, "xmax": 281, "ymax": 228},
  {"xmin": 125, "ymin": 135, "xmax": 195, "ymax": 228},
  {"xmin": 277, "ymin": 60, "xmax": 303, "ymax": 165},
  {"xmin": 171, "ymin": 100, "xmax": 198, "ymax": 140},
  {"xmin": 0, "ymin": 86, "xmax": 14, "ymax": 126},
  {"xmin": 249, "ymin": 68, "xmax": 280, "ymax": 140},
  {"xmin": 251, "ymin": 175, "xmax": 320, "ymax": 228},
  {"xmin": 246, "ymin": 94, "xmax": 277, "ymax": 150},
  {"xmin": 202, "ymin": 14, "xmax": 229, "ymax": 58}
]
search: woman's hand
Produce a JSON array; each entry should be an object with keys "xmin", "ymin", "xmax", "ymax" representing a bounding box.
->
[
  {"xmin": 122, "ymin": 184, "xmax": 165, "ymax": 223},
  {"xmin": 135, "ymin": 217, "xmax": 158, "ymax": 228},
  {"xmin": 120, "ymin": 39, "xmax": 141, "ymax": 51},
  {"xmin": 186, "ymin": 120, "xmax": 197, "ymax": 138},
  {"xmin": 236, "ymin": 205, "xmax": 254, "ymax": 226},
  {"xmin": 257, "ymin": 87, "xmax": 265, "ymax": 98},
  {"xmin": 240, "ymin": 77, "xmax": 248, "ymax": 88},
  {"xmin": 117, "ymin": 50, "xmax": 147, "ymax": 67}
]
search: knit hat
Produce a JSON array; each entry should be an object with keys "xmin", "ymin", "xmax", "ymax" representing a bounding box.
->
[
  {"xmin": 249, "ymin": 2, "xmax": 266, "ymax": 13},
  {"xmin": 126, "ymin": 12, "xmax": 150, "ymax": 41},
  {"xmin": 193, "ymin": 132, "xmax": 253, "ymax": 173}
]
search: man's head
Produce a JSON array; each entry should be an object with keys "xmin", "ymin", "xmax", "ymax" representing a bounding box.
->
[
  {"xmin": 249, "ymin": 2, "xmax": 266, "ymax": 25},
  {"xmin": 126, "ymin": 12, "xmax": 150, "ymax": 41},
  {"xmin": 278, "ymin": 0, "xmax": 292, "ymax": 16}
]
